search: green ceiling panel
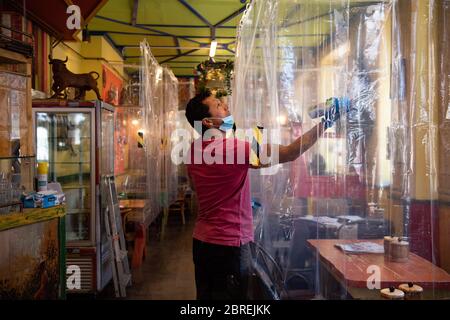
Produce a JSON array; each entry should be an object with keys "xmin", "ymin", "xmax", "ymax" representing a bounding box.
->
[
  {"xmin": 143, "ymin": 27, "xmax": 211, "ymax": 37},
  {"xmin": 223, "ymin": 15, "xmax": 242, "ymax": 27},
  {"xmin": 184, "ymin": 0, "xmax": 245, "ymax": 25},
  {"xmin": 185, "ymin": 37, "xmax": 235, "ymax": 45},
  {"xmin": 110, "ymin": 34, "xmax": 176, "ymax": 46},
  {"xmin": 125, "ymin": 57, "xmax": 142, "ymax": 63},
  {"xmin": 167, "ymin": 62, "xmax": 198, "ymax": 68},
  {"xmin": 166, "ymin": 67, "xmax": 196, "ymax": 75},
  {"xmin": 95, "ymin": 0, "xmax": 133, "ymax": 23},
  {"xmin": 215, "ymin": 28, "xmax": 238, "ymax": 38},
  {"xmin": 177, "ymin": 39, "xmax": 202, "ymax": 49},
  {"xmin": 123, "ymin": 47, "xmax": 141, "ymax": 56},
  {"xmin": 89, "ymin": 17, "xmax": 154, "ymax": 34},
  {"xmin": 149, "ymin": 48, "xmax": 180, "ymax": 56},
  {"xmin": 123, "ymin": 47, "xmax": 179, "ymax": 58},
  {"xmin": 90, "ymin": 0, "xmax": 249, "ymax": 76},
  {"xmin": 181, "ymin": 47, "xmax": 208, "ymax": 53},
  {"xmin": 189, "ymin": 49, "xmax": 232, "ymax": 56},
  {"xmin": 90, "ymin": 0, "xmax": 363, "ymax": 77},
  {"xmin": 137, "ymin": 0, "xmax": 206, "ymax": 26},
  {"xmin": 171, "ymin": 56, "xmax": 212, "ymax": 63}
]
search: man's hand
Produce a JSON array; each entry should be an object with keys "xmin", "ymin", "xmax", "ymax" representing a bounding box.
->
[{"xmin": 322, "ymin": 97, "xmax": 350, "ymax": 129}]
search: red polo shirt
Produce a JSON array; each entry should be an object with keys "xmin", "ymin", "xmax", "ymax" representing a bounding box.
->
[{"xmin": 186, "ymin": 137, "xmax": 253, "ymax": 247}]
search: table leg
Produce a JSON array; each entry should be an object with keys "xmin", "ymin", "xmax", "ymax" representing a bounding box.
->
[
  {"xmin": 160, "ymin": 207, "xmax": 168, "ymax": 240},
  {"xmin": 131, "ymin": 223, "xmax": 146, "ymax": 269}
]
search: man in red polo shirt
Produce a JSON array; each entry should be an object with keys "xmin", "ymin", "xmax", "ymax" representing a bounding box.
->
[{"xmin": 185, "ymin": 90, "xmax": 342, "ymax": 300}]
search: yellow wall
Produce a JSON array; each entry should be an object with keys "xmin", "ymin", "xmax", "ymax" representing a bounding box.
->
[{"xmin": 412, "ymin": 0, "xmax": 440, "ymax": 200}]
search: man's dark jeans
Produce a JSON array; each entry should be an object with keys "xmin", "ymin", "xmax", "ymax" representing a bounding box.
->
[{"xmin": 193, "ymin": 238, "xmax": 252, "ymax": 300}]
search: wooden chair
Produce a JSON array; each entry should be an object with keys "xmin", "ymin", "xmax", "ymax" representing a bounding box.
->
[
  {"xmin": 184, "ymin": 187, "xmax": 196, "ymax": 215},
  {"xmin": 168, "ymin": 187, "xmax": 186, "ymax": 225}
]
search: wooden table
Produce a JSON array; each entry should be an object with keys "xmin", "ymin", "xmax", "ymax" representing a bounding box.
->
[
  {"xmin": 119, "ymin": 199, "xmax": 147, "ymax": 223},
  {"xmin": 307, "ymin": 239, "xmax": 450, "ymax": 299},
  {"xmin": 119, "ymin": 199, "xmax": 147, "ymax": 207},
  {"xmin": 119, "ymin": 199, "xmax": 147, "ymax": 209},
  {"xmin": 119, "ymin": 199, "xmax": 148, "ymax": 269}
]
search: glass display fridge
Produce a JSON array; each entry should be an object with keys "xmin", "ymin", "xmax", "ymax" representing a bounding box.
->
[{"xmin": 32, "ymin": 100, "xmax": 115, "ymax": 294}]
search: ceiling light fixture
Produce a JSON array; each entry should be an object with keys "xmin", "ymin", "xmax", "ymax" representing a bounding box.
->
[{"xmin": 209, "ymin": 40, "xmax": 218, "ymax": 58}]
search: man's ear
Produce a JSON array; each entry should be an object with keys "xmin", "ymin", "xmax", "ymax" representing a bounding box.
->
[{"xmin": 202, "ymin": 118, "xmax": 214, "ymax": 128}]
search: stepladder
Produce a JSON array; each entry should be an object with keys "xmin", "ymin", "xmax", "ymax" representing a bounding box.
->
[{"xmin": 101, "ymin": 175, "xmax": 132, "ymax": 298}]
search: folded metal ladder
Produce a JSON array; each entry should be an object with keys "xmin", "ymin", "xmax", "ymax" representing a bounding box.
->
[{"xmin": 102, "ymin": 175, "xmax": 131, "ymax": 298}]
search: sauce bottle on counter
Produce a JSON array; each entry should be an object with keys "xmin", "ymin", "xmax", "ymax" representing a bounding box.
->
[{"xmin": 36, "ymin": 162, "xmax": 49, "ymax": 192}]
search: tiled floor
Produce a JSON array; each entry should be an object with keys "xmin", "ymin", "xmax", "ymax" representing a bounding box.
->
[{"xmin": 125, "ymin": 212, "xmax": 197, "ymax": 300}]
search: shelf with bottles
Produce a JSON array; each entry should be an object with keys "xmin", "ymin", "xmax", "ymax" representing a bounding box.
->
[{"xmin": 0, "ymin": 155, "xmax": 35, "ymax": 214}]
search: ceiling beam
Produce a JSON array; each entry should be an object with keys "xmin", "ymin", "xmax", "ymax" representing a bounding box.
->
[
  {"xmin": 155, "ymin": 54, "xmax": 234, "ymax": 58},
  {"xmin": 160, "ymin": 61, "xmax": 206, "ymax": 64},
  {"xmin": 91, "ymin": 27, "xmax": 236, "ymax": 41},
  {"xmin": 91, "ymin": 30, "xmax": 158, "ymax": 36},
  {"xmin": 174, "ymin": 37, "xmax": 182, "ymax": 55},
  {"xmin": 95, "ymin": 15, "xmax": 202, "ymax": 44},
  {"xmin": 92, "ymin": 29, "xmax": 327, "ymax": 40},
  {"xmin": 124, "ymin": 45, "xmax": 209, "ymax": 50},
  {"xmin": 178, "ymin": 0, "xmax": 212, "ymax": 27},
  {"xmin": 167, "ymin": 66, "xmax": 196, "ymax": 69},
  {"xmin": 132, "ymin": 0, "xmax": 139, "ymax": 25},
  {"xmin": 135, "ymin": 24, "xmax": 236, "ymax": 29},
  {"xmin": 129, "ymin": 34, "xmax": 229, "ymax": 40},
  {"xmin": 123, "ymin": 54, "xmax": 234, "ymax": 59},
  {"xmin": 224, "ymin": 47, "xmax": 235, "ymax": 55},
  {"xmin": 214, "ymin": 5, "xmax": 247, "ymax": 27},
  {"xmin": 160, "ymin": 49, "xmax": 201, "ymax": 64}
]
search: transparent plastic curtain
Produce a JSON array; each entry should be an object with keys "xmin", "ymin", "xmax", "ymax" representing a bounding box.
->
[
  {"xmin": 141, "ymin": 40, "xmax": 164, "ymax": 224},
  {"xmin": 113, "ymin": 65, "xmax": 147, "ymax": 201},
  {"xmin": 233, "ymin": 0, "xmax": 449, "ymax": 300},
  {"xmin": 162, "ymin": 66, "xmax": 179, "ymax": 208},
  {"xmin": 178, "ymin": 78, "xmax": 196, "ymax": 111}
]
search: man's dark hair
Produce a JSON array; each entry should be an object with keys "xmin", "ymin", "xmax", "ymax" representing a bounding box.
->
[{"xmin": 185, "ymin": 89, "xmax": 213, "ymax": 134}]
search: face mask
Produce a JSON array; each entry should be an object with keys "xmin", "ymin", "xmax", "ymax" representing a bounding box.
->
[
  {"xmin": 219, "ymin": 115, "xmax": 235, "ymax": 132},
  {"xmin": 207, "ymin": 115, "xmax": 235, "ymax": 132}
]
